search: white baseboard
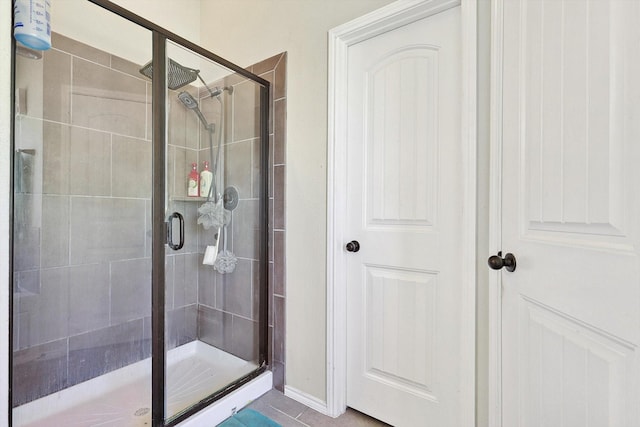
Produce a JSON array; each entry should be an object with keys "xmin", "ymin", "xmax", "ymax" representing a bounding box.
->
[{"xmin": 284, "ymin": 386, "xmax": 331, "ymax": 416}]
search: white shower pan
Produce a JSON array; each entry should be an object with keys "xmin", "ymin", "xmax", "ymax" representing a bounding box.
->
[{"xmin": 13, "ymin": 341, "xmax": 272, "ymax": 426}]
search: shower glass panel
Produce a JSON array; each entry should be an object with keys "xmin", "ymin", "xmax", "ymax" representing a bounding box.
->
[
  {"xmin": 11, "ymin": 1, "xmax": 154, "ymax": 426},
  {"xmin": 164, "ymin": 40, "xmax": 264, "ymax": 421}
]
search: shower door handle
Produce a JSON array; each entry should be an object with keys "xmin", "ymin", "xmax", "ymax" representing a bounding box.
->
[{"xmin": 167, "ymin": 212, "xmax": 184, "ymax": 250}]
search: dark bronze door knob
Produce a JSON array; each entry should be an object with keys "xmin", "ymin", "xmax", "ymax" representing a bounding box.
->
[
  {"xmin": 488, "ymin": 251, "xmax": 516, "ymax": 272},
  {"xmin": 345, "ymin": 240, "xmax": 360, "ymax": 252}
]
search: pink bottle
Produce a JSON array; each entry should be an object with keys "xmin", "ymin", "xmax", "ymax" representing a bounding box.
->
[{"xmin": 187, "ymin": 162, "xmax": 199, "ymax": 197}]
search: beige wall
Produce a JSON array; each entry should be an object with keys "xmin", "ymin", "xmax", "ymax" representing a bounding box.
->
[
  {"xmin": 110, "ymin": 0, "xmax": 202, "ymax": 43},
  {"xmin": 51, "ymin": 0, "xmax": 201, "ymax": 65},
  {"xmin": 198, "ymin": 0, "xmax": 395, "ymax": 400}
]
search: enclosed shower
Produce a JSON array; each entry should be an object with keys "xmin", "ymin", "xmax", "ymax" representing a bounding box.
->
[{"xmin": 10, "ymin": 1, "xmax": 271, "ymax": 426}]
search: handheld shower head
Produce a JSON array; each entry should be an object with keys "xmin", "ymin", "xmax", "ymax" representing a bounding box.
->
[
  {"xmin": 178, "ymin": 91, "xmax": 213, "ymax": 131},
  {"xmin": 178, "ymin": 91, "xmax": 199, "ymax": 110}
]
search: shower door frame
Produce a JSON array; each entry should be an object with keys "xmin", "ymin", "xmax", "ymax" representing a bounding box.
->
[{"xmin": 8, "ymin": 1, "xmax": 271, "ymax": 426}]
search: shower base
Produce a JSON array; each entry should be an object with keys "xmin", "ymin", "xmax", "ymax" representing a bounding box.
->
[{"xmin": 13, "ymin": 341, "xmax": 272, "ymax": 427}]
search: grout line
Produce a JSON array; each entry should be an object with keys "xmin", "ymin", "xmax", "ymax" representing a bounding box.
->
[
  {"xmin": 273, "ymin": 53, "xmax": 285, "ymax": 70},
  {"xmin": 267, "ymin": 405, "xmax": 311, "ymax": 427}
]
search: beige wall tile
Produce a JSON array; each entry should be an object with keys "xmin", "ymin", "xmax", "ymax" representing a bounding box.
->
[
  {"xmin": 52, "ymin": 33, "xmax": 110, "ymax": 66},
  {"xmin": 274, "ymin": 99, "xmax": 286, "ymax": 165},
  {"xmin": 41, "ymin": 195, "xmax": 70, "ymax": 268},
  {"xmin": 111, "ymin": 55, "xmax": 145, "ymax": 79},
  {"xmin": 216, "ymin": 258, "xmax": 253, "ymax": 319},
  {"xmin": 68, "ymin": 263, "xmax": 110, "ymax": 335},
  {"xmin": 42, "ymin": 122, "xmax": 71, "ymax": 195},
  {"xmin": 72, "ymin": 57, "xmax": 146, "ymax": 138},
  {"xmin": 274, "ymin": 53, "xmax": 287, "ymax": 100},
  {"xmin": 69, "ymin": 197, "xmax": 146, "ymax": 264},
  {"xmin": 232, "ymin": 80, "xmax": 260, "ymax": 142},
  {"xmin": 69, "ymin": 126, "xmax": 111, "ymax": 196},
  {"xmin": 274, "ymin": 165, "xmax": 285, "ymax": 230},
  {"xmin": 43, "ymin": 49, "xmax": 71, "ymax": 123},
  {"xmin": 231, "ymin": 199, "xmax": 259, "ymax": 260},
  {"xmin": 251, "ymin": 53, "xmax": 283, "ymax": 76},
  {"xmin": 224, "ymin": 140, "xmax": 253, "ymax": 201},
  {"xmin": 112, "ymin": 135, "xmax": 151, "ymax": 198}
]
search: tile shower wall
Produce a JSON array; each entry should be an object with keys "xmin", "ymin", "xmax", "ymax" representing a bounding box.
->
[{"xmin": 194, "ymin": 53, "xmax": 287, "ymax": 391}]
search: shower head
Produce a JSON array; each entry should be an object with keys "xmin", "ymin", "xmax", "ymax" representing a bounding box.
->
[
  {"xmin": 178, "ymin": 91, "xmax": 199, "ymax": 110},
  {"xmin": 139, "ymin": 57, "xmax": 235, "ymax": 100},
  {"xmin": 139, "ymin": 58, "xmax": 199, "ymax": 90},
  {"xmin": 178, "ymin": 91, "xmax": 214, "ymax": 131}
]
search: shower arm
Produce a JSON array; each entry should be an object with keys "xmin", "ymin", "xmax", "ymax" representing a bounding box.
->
[
  {"xmin": 196, "ymin": 72, "xmax": 233, "ymax": 99},
  {"xmin": 197, "ymin": 73, "xmax": 220, "ymax": 98}
]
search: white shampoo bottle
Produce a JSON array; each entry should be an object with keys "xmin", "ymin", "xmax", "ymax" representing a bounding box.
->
[{"xmin": 200, "ymin": 161, "xmax": 213, "ymax": 199}]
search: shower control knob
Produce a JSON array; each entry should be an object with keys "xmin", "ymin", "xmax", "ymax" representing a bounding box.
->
[{"xmin": 345, "ymin": 240, "xmax": 360, "ymax": 253}]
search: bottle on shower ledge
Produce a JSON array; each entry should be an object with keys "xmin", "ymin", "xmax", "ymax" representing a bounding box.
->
[
  {"xmin": 188, "ymin": 162, "xmax": 199, "ymax": 197},
  {"xmin": 200, "ymin": 161, "xmax": 213, "ymax": 199}
]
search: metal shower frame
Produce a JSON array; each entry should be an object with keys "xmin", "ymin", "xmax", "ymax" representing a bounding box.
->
[{"xmin": 58, "ymin": 2, "xmax": 270, "ymax": 426}]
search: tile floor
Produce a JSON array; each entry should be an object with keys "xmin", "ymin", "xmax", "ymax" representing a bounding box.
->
[{"xmin": 245, "ymin": 390, "xmax": 391, "ymax": 427}]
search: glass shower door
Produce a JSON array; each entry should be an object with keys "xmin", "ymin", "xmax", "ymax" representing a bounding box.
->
[
  {"xmin": 163, "ymin": 40, "xmax": 265, "ymax": 422},
  {"xmin": 11, "ymin": 1, "xmax": 154, "ymax": 425}
]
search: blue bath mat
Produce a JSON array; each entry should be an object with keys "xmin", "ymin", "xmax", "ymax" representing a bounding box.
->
[{"xmin": 218, "ymin": 408, "xmax": 281, "ymax": 427}]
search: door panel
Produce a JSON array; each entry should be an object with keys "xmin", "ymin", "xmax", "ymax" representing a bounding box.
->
[
  {"xmin": 364, "ymin": 266, "xmax": 437, "ymax": 397},
  {"xmin": 366, "ymin": 47, "xmax": 438, "ymax": 228},
  {"xmin": 498, "ymin": 0, "xmax": 640, "ymax": 425},
  {"xmin": 346, "ymin": 6, "xmax": 462, "ymax": 426}
]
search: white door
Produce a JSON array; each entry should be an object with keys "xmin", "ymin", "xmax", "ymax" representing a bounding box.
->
[
  {"xmin": 345, "ymin": 5, "xmax": 464, "ymax": 426},
  {"xmin": 495, "ymin": 0, "xmax": 640, "ymax": 425}
]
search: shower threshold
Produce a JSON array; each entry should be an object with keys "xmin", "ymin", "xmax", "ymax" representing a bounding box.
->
[{"xmin": 13, "ymin": 341, "xmax": 271, "ymax": 427}]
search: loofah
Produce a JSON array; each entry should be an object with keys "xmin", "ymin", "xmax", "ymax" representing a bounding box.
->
[
  {"xmin": 197, "ymin": 199, "xmax": 230, "ymax": 230},
  {"xmin": 213, "ymin": 225, "xmax": 237, "ymax": 274},
  {"xmin": 214, "ymin": 250, "xmax": 237, "ymax": 274}
]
